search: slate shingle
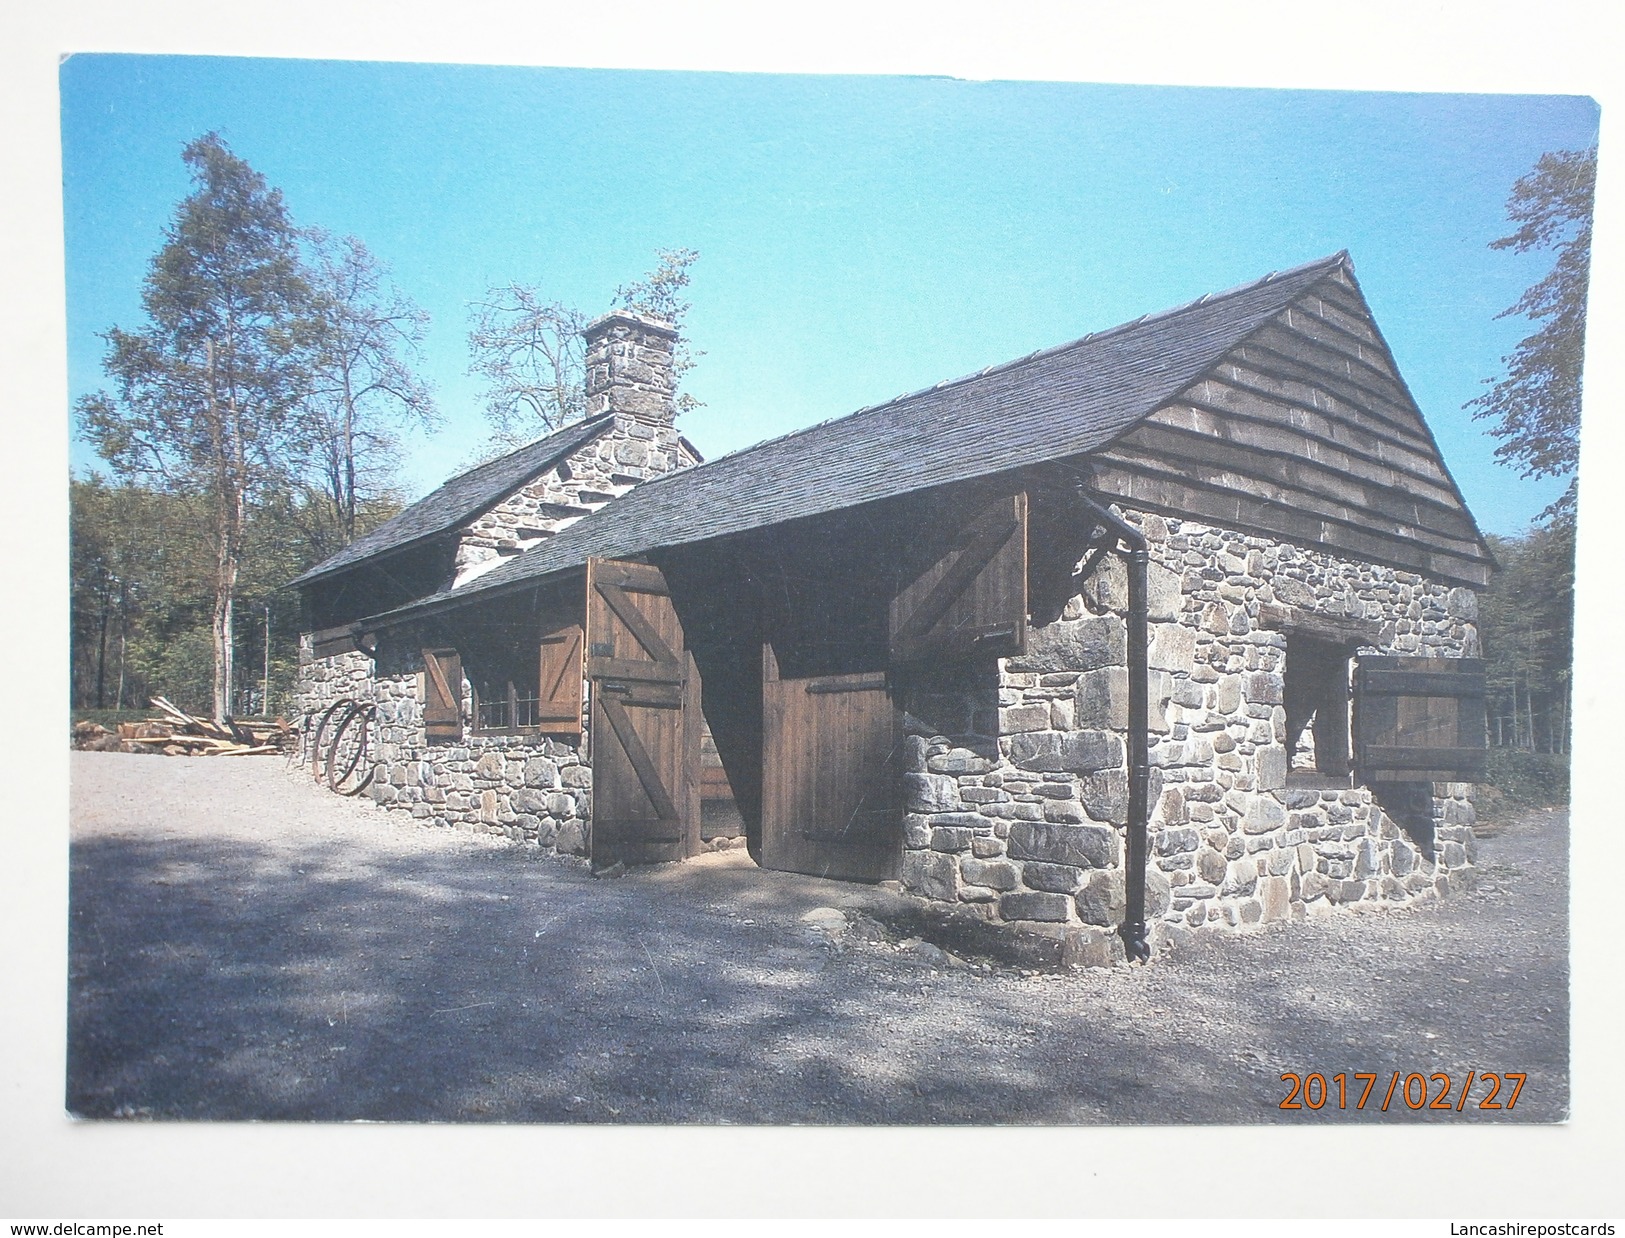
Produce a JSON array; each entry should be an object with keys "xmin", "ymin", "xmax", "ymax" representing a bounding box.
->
[
  {"xmin": 356, "ymin": 253, "xmax": 1369, "ymax": 623},
  {"xmin": 289, "ymin": 417, "xmax": 613, "ymax": 588}
]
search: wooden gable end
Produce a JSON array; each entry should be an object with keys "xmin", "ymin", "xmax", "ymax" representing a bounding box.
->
[{"xmin": 1091, "ymin": 264, "xmax": 1492, "ymax": 587}]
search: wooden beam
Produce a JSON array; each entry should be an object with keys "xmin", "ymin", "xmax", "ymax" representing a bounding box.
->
[
  {"xmin": 1249, "ymin": 323, "xmax": 1420, "ymax": 426},
  {"xmin": 1186, "ymin": 360, "xmax": 1441, "ymax": 463},
  {"xmin": 1258, "ymin": 602, "xmax": 1384, "ymax": 644},
  {"xmin": 1159, "ymin": 395, "xmax": 1458, "ymax": 509},
  {"xmin": 1274, "ymin": 305, "xmax": 1403, "ymax": 386},
  {"xmin": 1282, "ymin": 300, "xmax": 1398, "ymax": 377}
]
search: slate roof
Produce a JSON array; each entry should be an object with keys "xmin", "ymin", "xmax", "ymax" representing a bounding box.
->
[
  {"xmin": 289, "ymin": 416, "xmax": 614, "ymax": 588},
  {"xmin": 361, "ymin": 252, "xmax": 1371, "ymax": 623}
]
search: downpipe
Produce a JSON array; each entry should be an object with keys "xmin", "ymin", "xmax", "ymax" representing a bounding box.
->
[{"xmin": 1073, "ymin": 492, "xmax": 1153, "ymax": 964}]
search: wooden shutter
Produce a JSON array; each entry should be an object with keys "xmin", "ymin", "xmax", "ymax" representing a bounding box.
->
[
  {"xmin": 890, "ymin": 491, "xmax": 1028, "ymax": 663},
  {"xmin": 535, "ymin": 623, "xmax": 584, "ymax": 734},
  {"xmin": 422, "ymin": 648, "xmax": 463, "ymax": 742},
  {"xmin": 1354, "ymin": 655, "xmax": 1487, "ymax": 782}
]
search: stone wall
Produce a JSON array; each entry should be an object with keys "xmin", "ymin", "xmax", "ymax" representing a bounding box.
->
[
  {"xmin": 898, "ymin": 507, "xmax": 1481, "ymax": 941},
  {"xmin": 454, "ymin": 415, "xmax": 700, "ymax": 586},
  {"xmin": 296, "ymin": 644, "xmax": 593, "ymax": 854}
]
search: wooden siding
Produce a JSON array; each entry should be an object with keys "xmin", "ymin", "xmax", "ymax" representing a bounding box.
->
[{"xmin": 1094, "ymin": 272, "xmax": 1492, "ymax": 587}]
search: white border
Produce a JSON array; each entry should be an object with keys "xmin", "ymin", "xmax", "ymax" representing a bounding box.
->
[{"xmin": 5, "ymin": 0, "xmax": 1620, "ymax": 1220}]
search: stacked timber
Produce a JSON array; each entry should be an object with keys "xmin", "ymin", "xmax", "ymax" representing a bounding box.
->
[{"xmin": 70, "ymin": 697, "xmax": 293, "ymax": 756}]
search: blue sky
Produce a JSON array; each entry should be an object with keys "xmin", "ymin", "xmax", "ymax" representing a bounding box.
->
[{"xmin": 61, "ymin": 55, "xmax": 1599, "ymax": 535}]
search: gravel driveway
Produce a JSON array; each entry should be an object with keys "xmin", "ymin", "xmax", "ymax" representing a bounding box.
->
[{"xmin": 67, "ymin": 751, "xmax": 1569, "ymax": 1123}]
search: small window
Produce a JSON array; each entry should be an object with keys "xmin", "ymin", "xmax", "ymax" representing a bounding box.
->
[
  {"xmin": 1283, "ymin": 633, "xmax": 1355, "ymax": 784},
  {"xmin": 471, "ymin": 648, "xmax": 543, "ymax": 733},
  {"xmin": 464, "ymin": 622, "xmax": 584, "ymax": 737}
]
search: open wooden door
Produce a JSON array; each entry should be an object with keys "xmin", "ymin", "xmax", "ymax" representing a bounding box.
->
[
  {"xmin": 761, "ymin": 643, "xmax": 902, "ymax": 882},
  {"xmin": 585, "ymin": 557, "xmax": 700, "ymax": 867}
]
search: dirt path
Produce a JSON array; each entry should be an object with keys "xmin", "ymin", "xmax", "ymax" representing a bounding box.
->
[{"xmin": 67, "ymin": 751, "xmax": 1568, "ymax": 1123}]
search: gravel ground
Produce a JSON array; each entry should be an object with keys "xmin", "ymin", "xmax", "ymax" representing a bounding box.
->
[{"xmin": 68, "ymin": 751, "xmax": 1569, "ymax": 1124}]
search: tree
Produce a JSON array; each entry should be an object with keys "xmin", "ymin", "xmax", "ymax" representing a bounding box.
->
[
  {"xmin": 467, "ymin": 284, "xmax": 588, "ymax": 446},
  {"xmin": 76, "ymin": 132, "xmax": 312, "ymax": 721},
  {"xmin": 298, "ymin": 228, "xmax": 437, "ymax": 550},
  {"xmin": 1468, "ymin": 146, "xmax": 1596, "ymax": 527},
  {"xmin": 466, "ymin": 249, "xmax": 702, "ymax": 451},
  {"xmin": 614, "ymin": 246, "xmax": 704, "ymax": 415},
  {"xmin": 1479, "ymin": 524, "xmax": 1574, "ymax": 753}
]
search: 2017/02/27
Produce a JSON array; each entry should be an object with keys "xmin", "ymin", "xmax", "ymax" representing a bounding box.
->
[{"xmin": 1278, "ymin": 1071, "xmax": 1526, "ymax": 1112}]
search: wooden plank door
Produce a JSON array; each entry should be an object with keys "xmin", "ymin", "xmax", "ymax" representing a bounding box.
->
[
  {"xmin": 585, "ymin": 557, "xmax": 700, "ymax": 867},
  {"xmin": 761, "ymin": 643, "xmax": 902, "ymax": 882}
]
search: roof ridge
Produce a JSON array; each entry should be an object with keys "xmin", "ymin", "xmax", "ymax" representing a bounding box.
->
[{"xmin": 624, "ymin": 251, "xmax": 1351, "ymax": 480}]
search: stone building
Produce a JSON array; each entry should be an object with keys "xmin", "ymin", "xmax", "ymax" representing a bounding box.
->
[{"xmin": 293, "ymin": 254, "xmax": 1491, "ymax": 962}]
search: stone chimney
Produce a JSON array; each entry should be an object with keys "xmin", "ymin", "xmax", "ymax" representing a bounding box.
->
[{"xmin": 582, "ymin": 310, "xmax": 679, "ymax": 426}]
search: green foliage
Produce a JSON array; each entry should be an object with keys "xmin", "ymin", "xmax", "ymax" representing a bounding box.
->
[
  {"xmin": 1468, "ymin": 146, "xmax": 1596, "ymax": 526},
  {"xmin": 1478, "ymin": 524, "xmax": 1573, "ymax": 755},
  {"xmin": 1479, "ymin": 748, "xmax": 1570, "ymax": 817},
  {"xmin": 70, "ymin": 476, "xmax": 402, "ymax": 716},
  {"xmin": 73, "ymin": 133, "xmax": 429, "ymax": 718},
  {"xmin": 77, "ymin": 133, "xmax": 312, "ymax": 495},
  {"xmin": 75, "ymin": 132, "xmax": 316, "ymax": 719},
  {"xmin": 467, "ymin": 284, "xmax": 588, "ymax": 444}
]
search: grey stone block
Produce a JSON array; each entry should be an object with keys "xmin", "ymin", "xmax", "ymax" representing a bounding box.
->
[
  {"xmin": 1008, "ymin": 821, "xmax": 1116, "ymax": 868},
  {"xmin": 905, "ymin": 772, "xmax": 960, "ymax": 813},
  {"xmin": 1007, "ymin": 729, "xmax": 1123, "ymax": 774},
  {"xmin": 1155, "ymin": 826, "xmax": 1200, "ymax": 856},
  {"xmin": 1243, "ymin": 796, "xmax": 1288, "ymax": 835},
  {"xmin": 1256, "ymin": 746, "xmax": 1288, "ymax": 791},
  {"xmin": 1022, "ymin": 862, "xmax": 1085, "ymax": 893},
  {"xmin": 1080, "ymin": 769, "xmax": 1129, "ymax": 825},
  {"xmin": 998, "ymin": 704, "xmax": 1051, "ymax": 734},
  {"xmin": 1042, "ymin": 798, "xmax": 1087, "ymax": 824},
  {"xmin": 1149, "ymin": 624, "xmax": 1196, "ymax": 673},
  {"xmin": 902, "ymin": 850, "xmax": 960, "ymax": 901},
  {"xmin": 962, "ymin": 858, "xmax": 1020, "ymax": 890},
  {"xmin": 1007, "ymin": 617, "xmax": 1125, "ymax": 674},
  {"xmin": 998, "ymin": 891, "xmax": 1073, "ymax": 923}
]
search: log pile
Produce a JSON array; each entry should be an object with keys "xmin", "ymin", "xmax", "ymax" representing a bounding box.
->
[{"xmin": 71, "ymin": 696, "xmax": 294, "ymax": 756}]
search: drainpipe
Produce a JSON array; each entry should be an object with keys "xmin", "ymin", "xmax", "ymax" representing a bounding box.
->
[{"xmin": 1072, "ymin": 491, "xmax": 1152, "ymax": 963}]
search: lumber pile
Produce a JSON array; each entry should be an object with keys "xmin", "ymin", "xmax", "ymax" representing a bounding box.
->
[{"xmin": 71, "ymin": 696, "xmax": 294, "ymax": 756}]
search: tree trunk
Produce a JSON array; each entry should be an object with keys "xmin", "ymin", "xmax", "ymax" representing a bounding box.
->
[
  {"xmin": 213, "ymin": 532, "xmax": 237, "ymax": 722},
  {"xmin": 94, "ymin": 571, "xmax": 110, "ymax": 710}
]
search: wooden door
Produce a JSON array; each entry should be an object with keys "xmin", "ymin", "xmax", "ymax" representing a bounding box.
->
[
  {"xmin": 1354, "ymin": 655, "xmax": 1487, "ymax": 783},
  {"xmin": 585, "ymin": 557, "xmax": 700, "ymax": 867},
  {"xmin": 761, "ymin": 643, "xmax": 901, "ymax": 882}
]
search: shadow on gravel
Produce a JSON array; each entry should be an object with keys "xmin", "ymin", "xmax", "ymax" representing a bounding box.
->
[{"xmin": 67, "ymin": 809, "xmax": 1569, "ymax": 1124}]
